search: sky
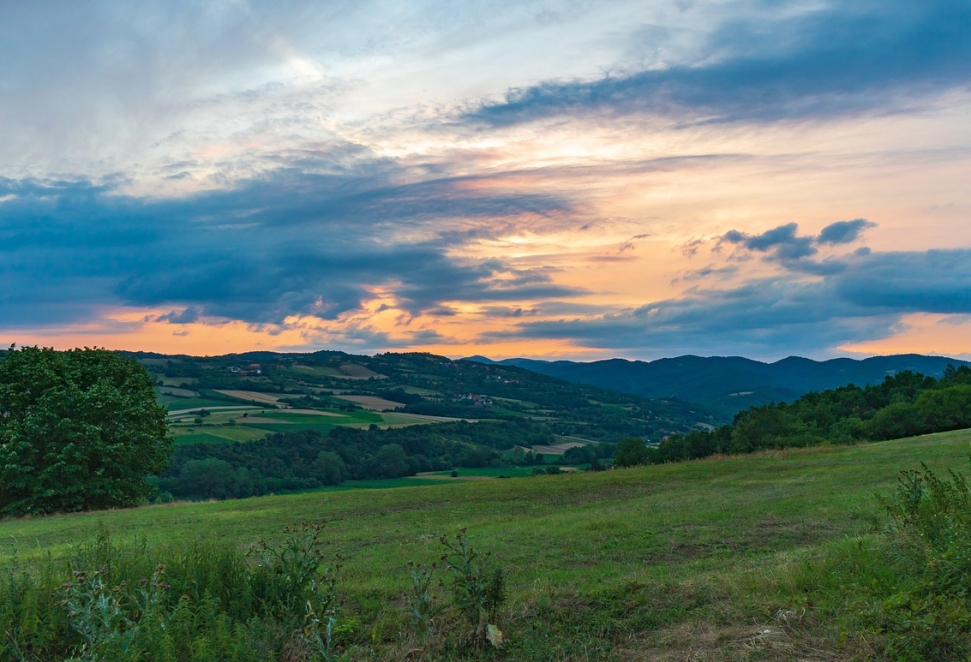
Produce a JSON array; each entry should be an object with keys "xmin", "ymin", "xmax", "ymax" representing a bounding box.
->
[{"xmin": 2, "ymin": 0, "xmax": 970, "ymax": 362}]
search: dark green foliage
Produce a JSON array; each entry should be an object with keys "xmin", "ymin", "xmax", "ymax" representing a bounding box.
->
[
  {"xmin": 614, "ymin": 438, "xmax": 649, "ymax": 467},
  {"xmin": 161, "ymin": 420, "xmax": 553, "ymax": 500},
  {"xmin": 649, "ymin": 367, "xmax": 971, "ymax": 465},
  {"xmin": 875, "ymin": 460, "xmax": 971, "ymax": 659},
  {"xmin": 0, "ymin": 346, "xmax": 171, "ymax": 516},
  {"xmin": 315, "ymin": 451, "xmax": 347, "ymax": 486},
  {"xmin": 372, "ymin": 444, "xmax": 409, "ymax": 479}
]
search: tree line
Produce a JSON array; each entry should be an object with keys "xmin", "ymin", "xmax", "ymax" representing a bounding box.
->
[
  {"xmin": 159, "ymin": 420, "xmax": 557, "ymax": 500},
  {"xmin": 616, "ymin": 365, "xmax": 971, "ymax": 466}
]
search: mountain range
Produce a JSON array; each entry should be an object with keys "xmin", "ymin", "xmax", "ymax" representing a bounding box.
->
[{"xmin": 463, "ymin": 354, "xmax": 971, "ymax": 420}]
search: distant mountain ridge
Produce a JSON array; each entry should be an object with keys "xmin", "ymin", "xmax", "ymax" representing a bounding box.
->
[{"xmin": 462, "ymin": 354, "xmax": 971, "ymax": 420}]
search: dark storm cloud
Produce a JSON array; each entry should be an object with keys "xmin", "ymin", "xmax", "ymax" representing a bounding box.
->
[
  {"xmin": 154, "ymin": 307, "xmax": 202, "ymax": 324},
  {"xmin": 720, "ymin": 219, "xmax": 873, "ymax": 266},
  {"xmin": 817, "ymin": 219, "xmax": 877, "ymax": 245},
  {"xmin": 488, "ymin": 246, "xmax": 971, "ymax": 358},
  {"xmin": 466, "ymin": 0, "xmax": 971, "ymax": 126},
  {"xmin": 0, "ymin": 167, "xmax": 580, "ymax": 328},
  {"xmin": 722, "ymin": 223, "xmax": 817, "ymax": 260}
]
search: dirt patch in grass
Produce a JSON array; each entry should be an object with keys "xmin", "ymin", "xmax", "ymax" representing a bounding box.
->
[
  {"xmin": 159, "ymin": 386, "xmax": 199, "ymax": 397},
  {"xmin": 530, "ymin": 441, "xmax": 586, "ymax": 455},
  {"xmin": 333, "ymin": 395, "xmax": 404, "ymax": 410},
  {"xmin": 167, "ymin": 405, "xmax": 257, "ymax": 416},
  {"xmin": 622, "ymin": 614, "xmax": 862, "ymax": 662},
  {"xmin": 279, "ymin": 408, "xmax": 346, "ymax": 417},
  {"xmin": 215, "ymin": 390, "xmax": 283, "ymax": 404}
]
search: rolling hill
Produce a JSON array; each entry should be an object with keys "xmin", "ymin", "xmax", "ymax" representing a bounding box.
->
[
  {"xmin": 465, "ymin": 353, "xmax": 971, "ymax": 419},
  {"xmin": 2, "ymin": 429, "xmax": 968, "ymax": 659}
]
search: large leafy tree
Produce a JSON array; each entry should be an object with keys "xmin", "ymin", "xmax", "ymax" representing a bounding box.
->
[{"xmin": 0, "ymin": 346, "xmax": 171, "ymax": 516}]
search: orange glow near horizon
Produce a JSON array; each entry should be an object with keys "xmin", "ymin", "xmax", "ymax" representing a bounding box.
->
[{"xmin": 841, "ymin": 314, "xmax": 971, "ymax": 361}]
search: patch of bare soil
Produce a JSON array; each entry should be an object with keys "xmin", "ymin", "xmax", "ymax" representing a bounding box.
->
[
  {"xmin": 619, "ymin": 619, "xmax": 856, "ymax": 662},
  {"xmin": 215, "ymin": 389, "xmax": 283, "ymax": 404},
  {"xmin": 333, "ymin": 395, "xmax": 404, "ymax": 410}
]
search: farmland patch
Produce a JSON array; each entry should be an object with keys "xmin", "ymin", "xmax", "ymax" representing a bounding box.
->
[
  {"xmin": 530, "ymin": 441, "xmax": 587, "ymax": 455},
  {"xmin": 214, "ymin": 389, "xmax": 284, "ymax": 404},
  {"xmin": 159, "ymin": 386, "xmax": 199, "ymax": 397},
  {"xmin": 333, "ymin": 394, "xmax": 404, "ymax": 410}
]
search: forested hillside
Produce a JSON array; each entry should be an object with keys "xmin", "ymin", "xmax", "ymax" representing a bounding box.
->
[
  {"xmin": 135, "ymin": 350, "xmax": 709, "ymax": 500},
  {"xmin": 471, "ymin": 353, "xmax": 971, "ymax": 418},
  {"xmin": 643, "ymin": 364, "xmax": 971, "ymax": 464}
]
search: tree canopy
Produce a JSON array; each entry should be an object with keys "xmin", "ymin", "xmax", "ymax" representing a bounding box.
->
[
  {"xmin": 0, "ymin": 346, "xmax": 171, "ymax": 516},
  {"xmin": 646, "ymin": 366, "xmax": 971, "ymax": 466}
]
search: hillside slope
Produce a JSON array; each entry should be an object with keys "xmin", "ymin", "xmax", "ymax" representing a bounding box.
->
[
  {"xmin": 2, "ymin": 429, "xmax": 968, "ymax": 659},
  {"xmin": 468, "ymin": 353, "xmax": 971, "ymax": 418}
]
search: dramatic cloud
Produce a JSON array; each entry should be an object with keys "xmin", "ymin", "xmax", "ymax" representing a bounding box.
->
[
  {"xmin": 817, "ymin": 219, "xmax": 876, "ymax": 245},
  {"xmin": 723, "ymin": 223, "xmax": 817, "ymax": 260},
  {"xmin": 492, "ymin": 247, "xmax": 971, "ymax": 358},
  {"xmin": 2, "ymin": 1, "xmax": 970, "ymax": 358},
  {"xmin": 720, "ymin": 220, "xmax": 874, "ymax": 267},
  {"xmin": 0, "ymin": 166, "xmax": 581, "ymax": 328},
  {"xmin": 468, "ymin": 0, "xmax": 971, "ymax": 126}
]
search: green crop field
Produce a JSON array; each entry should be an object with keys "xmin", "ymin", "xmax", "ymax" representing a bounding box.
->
[
  {"xmin": 423, "ymin": 466, "xmax": 547, "ymax": 478},
  {"xmin": 170, "ymin": 425, "xmax": 268, "ymax": 444},
  {"xmin": 3, "ymin": 429, "xmax": 970, "ymax": 659},
  {"xmin": 164, "ymin": 401, "xmax": 433, "ymax": 447},
  {"xmin": 159, "ymin": 396, "xmax": 239, "ymax": 412}
]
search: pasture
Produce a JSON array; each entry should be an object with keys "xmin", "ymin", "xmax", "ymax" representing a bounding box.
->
[{"xmin": 2, "ymin": 430, "xmax": 969, "ymax": 659}]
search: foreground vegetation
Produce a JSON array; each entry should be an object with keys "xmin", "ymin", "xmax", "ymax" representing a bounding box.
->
[{"xmin": 3, "ymin": 429, "xmax": 971, "ymax": 660}]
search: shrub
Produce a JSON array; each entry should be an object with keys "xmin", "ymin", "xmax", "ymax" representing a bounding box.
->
[{"xmin": 879, "ymin": 461, "xmax": 971, "ymax": 659}]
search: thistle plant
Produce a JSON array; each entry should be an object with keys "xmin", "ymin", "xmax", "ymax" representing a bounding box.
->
[
  {"xmin": 439, "ymin": 528, "xmax": 506, "ymax": 648},
  {"xmin": 61, "ymin": 564, "xmax": 170, "ymax": 661},
  {"xmin": 405, "ymin": 561, "xmax": 445, "ymax": 645}
]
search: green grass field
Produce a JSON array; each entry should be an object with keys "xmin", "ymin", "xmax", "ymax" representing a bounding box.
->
[
  {"xmin": 166, "ymin": 406, "xmax": 462, "ymax": 446},
  {"xmin": 159, "ymin": 396, "xmax": 239, "ymax": 411},
  {"xmin": 2, "ymin": 430, "xmax": 969, "ymax": 658},
  {"xmin": 423, "ymin": 466, "xmax": 546, "ymax": 478}
]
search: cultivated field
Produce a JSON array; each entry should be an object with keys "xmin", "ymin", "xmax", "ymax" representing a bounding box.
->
[
  {"xmin": 333, "ymin": 394, "xmax": 405, "ymax": 410},
  {"xmin": 164, "ymin": 404, "xmax": 465, "ymax": 445},
  {"xmin": 2, "ymin": 430, "xmax": 968, "ymax": 659},
  {"xmin": 214, "ymin": 389, "xmax": 284, "ymax": 404}
]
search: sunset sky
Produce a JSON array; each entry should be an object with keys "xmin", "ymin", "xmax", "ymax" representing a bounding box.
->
[{"xmin": 2, "ymin": 0, "xmax": 970, "ymax": 361}]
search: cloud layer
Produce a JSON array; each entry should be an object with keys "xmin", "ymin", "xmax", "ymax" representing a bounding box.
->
[
  {"xmin": 492, "ymin": 243, "xmax": 971, "ymax": 357},
  {"xmin": 0, "ymin": 165, "xmax": 581, "ymax": 329},
  {"xmin": 468, "ymin": 0, "xmax": 971, "ymax": 126},
  {"xmin": 2, "ymin": 0, "xmax": 970, "ymax": 359}
]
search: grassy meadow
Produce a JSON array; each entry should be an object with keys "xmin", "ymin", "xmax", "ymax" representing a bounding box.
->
[{"xmin": 2, "ymin": 429, "xmax": 970, "ymax": 659}]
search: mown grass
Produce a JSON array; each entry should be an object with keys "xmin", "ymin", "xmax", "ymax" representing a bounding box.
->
[
  {"xmin": 2, "ymin": 430, "xmax": 969, "ymax": 659},
  {"xmin": 158, "ymin": 396, "xmax": 237, "ymax": 411}
]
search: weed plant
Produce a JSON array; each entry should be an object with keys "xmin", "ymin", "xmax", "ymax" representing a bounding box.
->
[
  {"xmin": 0, "ymin": 525, "xmax": 349, "ymax": 661},
  {"xmin": 875, "ymin": 460, "xmax": 971, "ymax": 660},
  {"xmin": 0, "ymin": 525, "xmax": 514, "ymax": 661}
]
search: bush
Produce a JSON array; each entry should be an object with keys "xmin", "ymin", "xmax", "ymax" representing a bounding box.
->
[
  {"xmin": 614, "ymin": 438, "xmax": 649, "ymax": 467},
  {"xmin": 878, "ymin": 461, "xmax": 971, "ymax": 659}
]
